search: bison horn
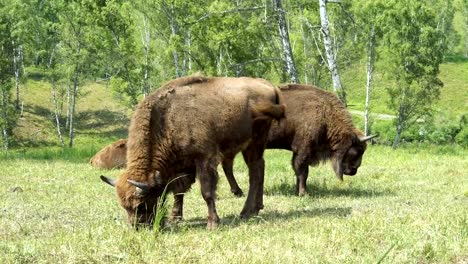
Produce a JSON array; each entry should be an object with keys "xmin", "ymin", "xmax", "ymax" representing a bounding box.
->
[
  {"xmin": 359, "ymin": 134, "xmax": 377, "ymax": 142},
  {"xmin": 100, "ymin": 175, "xmax": 117, "ymax": 187},
  {"xmin": 127, "ymin": 179, "xmax": 151, "ymax": 192}
]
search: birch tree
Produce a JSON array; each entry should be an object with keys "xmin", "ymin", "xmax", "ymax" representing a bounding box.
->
[
  {"xmin": 0, "ymin": 0, "xmax": 19, "ymax": 150},
  {"xmin": 274, "ymin": 0, "xmax": 299, "ymax": 83},
  {"xmin": 463, "ymin": 0, "xmax": 468, "ymax": 58},
  {"xmin": 318, "ymin": 0, "xmax": 345, "ymax": 103},
  {"xmin": 354, "ymin": 0, "xmax": 385, "ymax": 136}
]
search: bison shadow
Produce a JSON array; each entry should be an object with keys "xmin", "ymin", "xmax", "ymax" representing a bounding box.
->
[
  {"xmin": 164, "ymin": 206, "xmax": 352, "ymax": 231},
  {"xmin": 265, "ymin": 181, "xmax": 393, "ymax": 198}
]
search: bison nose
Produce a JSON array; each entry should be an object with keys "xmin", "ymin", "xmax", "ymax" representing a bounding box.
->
[{"xmin": 345, "ymin": 168, "xmax": 357, "ymax": 176}]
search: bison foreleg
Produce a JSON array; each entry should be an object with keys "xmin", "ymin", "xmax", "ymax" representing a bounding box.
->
[
  {"xmin": 196, "ymin": 159, "xmax": 220, "ymax": 230},
  {"xmin": 170, "ymin": 193, "xmax": 184, "ymax": 222},
  {"xmin": 222, "ymin": 158, "xmax": 244, "ymax": 197}
]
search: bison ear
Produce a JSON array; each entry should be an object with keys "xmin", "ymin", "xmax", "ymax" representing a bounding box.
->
[
  {"xmin": 332, "ymin": 153, "xmax": 344, "ymax": 181},
  {"xmin": 117, "ymin": 140, "xmax": 127, "ymax": 148},
  {"xmin": 100, "ymin": 175, "xmax": 117, "ymax": 187}
]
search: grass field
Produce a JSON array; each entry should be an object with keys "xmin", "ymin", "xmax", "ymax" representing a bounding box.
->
[
  {"xmin": 1, "ymin": 145, "xmax": 467, "ymax": 263},
  {"xmin": 1, "ymin": 56, "xmax": 466, "ymax": 263}
]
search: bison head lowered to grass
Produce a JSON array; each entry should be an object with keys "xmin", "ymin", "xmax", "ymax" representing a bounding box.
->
[
  {"xmin": 90, "ymin": 139, "xmax": 127, "ymax": 169},
  {"xmin": 100, "ymin": 75, "xmax": 285, "ymax": 229},
  {"xmin": 223, "ymin": 84, "xmax": 376, "ymax": 197}
]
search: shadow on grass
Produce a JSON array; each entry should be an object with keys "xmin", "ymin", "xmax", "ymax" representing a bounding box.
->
[
  {"xmin": 444, "ymin": 54, "xmax": 468, "ymax": 63},
  {"xmin": 265, "ymin": 181, "xmax": 393, "ymax": 198},
  {"xmin": 75, "ymin": 110, "xmax": 129, "ymax": 132},
  {"xmin": 164, "ymin": 206, "xmax": 352, "ymax": 231},
  {"xmin": 11, "ymin": 104, "xmax": 128, "ymax": 149}
]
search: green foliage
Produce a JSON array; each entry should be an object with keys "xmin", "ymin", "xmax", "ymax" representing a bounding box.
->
[
  {"xmin": 381, "ymin": 0, "xmax": 446, "ymax": 147},
  {"xmin": 455, "ymin": 115, "xmax": 468, "ymax": 147},
  {"xmin": 0, "ymin": 0, "xmax": 467, "ymax": 148}
]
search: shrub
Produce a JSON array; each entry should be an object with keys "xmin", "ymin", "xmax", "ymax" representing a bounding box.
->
[{"xmin": 455, "ymin": 126, "xmax": 468, "ymax": 148}]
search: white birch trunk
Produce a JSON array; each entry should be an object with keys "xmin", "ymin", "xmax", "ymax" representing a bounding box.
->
[
  {"xmin": 182, "ymin": 31, "xmax": 191, "ymax": 76},
  {"xmin": 364, "ymin": 26, "xmax": 375, "ymax": 137},
  {"xmin": 0, "ymin": 87, "xmax": 8, "ymax": 150},
  {"xmin": 12, "ymin": 42, "xmax": 20, "ymax": 110},
  {"xmin": 65, "ymin": 80, "xmax": 70, "ymax": 130},
  {"xmin": 465, "ymin": 5, "xmax": 468, "ymax": 58},
  {"xmin": 187, "ymin": 30, "xmax": 192, "ymax": 72},
  {"xmin": 274, "ymin": 0, "xmax": 299, "ymax": 83},
  {"xmin": 140, "ymin": 14, "xmax": 151, "ymax": 97},
  {"xmin": 319, "ymin": 0, "xmax": 345, "ymax": 102},
  {"xmin": 217, "ymin": 48, "xmax": 223, "ymax": 76},
  {"xmin": 68, "ymin": 69, "xmax": 78, "ymax": 148},
  {"xmin": 52, "ymin": 79, "xmax": 65, "ymax": 147},
  {"xmin": 300, "ymin": 22, "xmax": 309, "ymax": 84},
  {"xmin": 169, "ymin": 16, "xmax": 180, "ymax": 78}
]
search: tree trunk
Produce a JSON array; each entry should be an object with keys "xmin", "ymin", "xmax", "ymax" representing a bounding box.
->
[
  {"xmin": 52, "ymin": 78, "xmax": 65, "ymax": 147},
  {"xmin": 0, "ymin": 87, "xmax": 9, "ymax": 151},
  {"xmin": 465, "ymin": 5, "xmax": 468, "ymax": 58},
  {"xmin": 300, "ymin": 22, "xmax": 309, "ymax": 84},
  {"xmin": 140, "ymin": 14, "xmax": 151, "ymax": 97},
  {"xmin": 318, "ymin": 0, "xmax": 346, "ymax": 103},
  {"xmin": 364, "ymin": 26, "xmax": 375, "ymax": 136},
  {"xmin": 169, "ymin": 15, "xmax": 180, "ymax": 78},
  {"xmin": 65, "ymin": 81, "xmax": 70, "ymax": 130},
  {"xmin": 392, "ymin": 89, "xmax": 407, "ymax": 149},
  {"xmin": 274, "ymin": 0, "xmax": 299, "ymax": 83},
  {"xmin": 13, "ymin": 42, "xmax": 21, "ymax": 110},
  {"xmin": 392, "ymin": 112, "xmax": 404, "ymax": 149},
  {"xmin": 217, "ymin": 47, "xmax": 223, "ymax": 76},
  {"xmin": 186, "ymin": 30, "xmax": 192, "ymax": 72},
  {"xmin": 182, "ymin": 31, "xmax": 191, "ymax": 76},
  {"xmin": 68, "ymin": 68, "xmax": 79, "ymax": 148}
]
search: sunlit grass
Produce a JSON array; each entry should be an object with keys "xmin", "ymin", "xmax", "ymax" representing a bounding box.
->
[{"xmin": 1, "ymin": 145, "xmax": 466, "ymax": 263}]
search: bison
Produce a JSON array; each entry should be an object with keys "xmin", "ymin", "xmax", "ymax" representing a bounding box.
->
[
  {"xmin": 100, "ymin": 75, "xmax": 284, "ymax": 229},
  {"xmin": 223, "ymin": 84, "xmax": 375, "ymax": 197},
  {"xmin": 90, "ymin": 139, "xmax": 127, "ymax": 169}
]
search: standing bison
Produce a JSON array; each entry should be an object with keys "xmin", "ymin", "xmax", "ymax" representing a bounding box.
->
[
  {"xmin": 100, "ymin": 75, "xmax": 284, "ymax": 229},
  {"xmin": 90, "ymin": 139, "xmax": 127, "ymax": 169},
  {"xmin": 223, "ymin": 84, "xmax": 375, "ymax": 197}
]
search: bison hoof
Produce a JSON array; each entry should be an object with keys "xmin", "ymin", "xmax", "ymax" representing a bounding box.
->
[
  {"xmin": 232, "ymin": 189, "xmax": 244, "ymax": 197},
  {"xmin": 240, "ymin": 208, "xmax": 259, "ymax": 219},
  {"xmin": 169, "ymin": 215, "xmax": 183, "ymax": 223},
  {"xmin": 297, "ymin": 188, "xmax": 308, "ymax": 196},
  {"xmin": 207, "ymin": 217, "xmax": 219, "ymax": 230}
]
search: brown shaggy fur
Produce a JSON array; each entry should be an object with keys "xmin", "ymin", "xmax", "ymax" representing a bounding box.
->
[
  {"xmin": 223, "ymin": 84, "xmax": 370, "ymax": 196},
  {"xmin": 101, "ymin": 75, "xmax": 284, "ymax": 229},
  {"xmin": 90, "ymin": 139, "xmax": 127, "ymax": 169}
]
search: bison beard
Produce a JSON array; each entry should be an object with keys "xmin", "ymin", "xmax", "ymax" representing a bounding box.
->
[
  {"xmin": 223, "ymin": 84, "xmax": 376, "ymax": 197},
  {"xmin": 101, "ymin": 75, "xmax": 284, "ymax": 229}
]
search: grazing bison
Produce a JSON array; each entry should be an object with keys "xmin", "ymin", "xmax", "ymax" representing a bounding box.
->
[
  {"xmin": 100, "ymin": 75, "xmax": 285, "ymax": 229},
  {"xmin": 223, "ymin": 84, "xmax": 375, "ymax": 197},
  {"xmin": 90, "ymin": 139, "xmax": 127, "ymax": 169}
]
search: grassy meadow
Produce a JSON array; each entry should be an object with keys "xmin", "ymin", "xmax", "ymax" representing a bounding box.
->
[
  {"xmin": 0, "ymin": 145, "xmax": 467, "ymax": 263},
  {"xmin": 0, "ymin": 59, "xmax": 467, "ymax": 263}
]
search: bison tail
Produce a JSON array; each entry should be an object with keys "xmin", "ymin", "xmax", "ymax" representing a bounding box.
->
[{"xmin": 252, "ymin": 102, "xmax": 286, "ymax": 120}]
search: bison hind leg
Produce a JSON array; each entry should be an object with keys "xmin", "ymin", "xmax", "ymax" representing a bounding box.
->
[
  {"xmin": 292, "ymin": 151, "xmax": 310, "ymax": 196},
  {"xmin": 196, "ymin": 159, "xmax": 220, "ymax": 230}
]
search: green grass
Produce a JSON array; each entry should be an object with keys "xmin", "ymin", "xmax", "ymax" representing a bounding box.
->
[{"xmin": 1, "ymin": 145, "xmax": 467, "ymax": 263}]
